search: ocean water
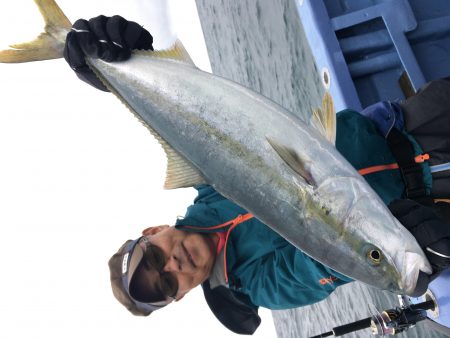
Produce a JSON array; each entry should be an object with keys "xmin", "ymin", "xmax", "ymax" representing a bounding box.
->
[{"xmin": 195, "ymin": 1, "xmax": 448, "ymax": 337}]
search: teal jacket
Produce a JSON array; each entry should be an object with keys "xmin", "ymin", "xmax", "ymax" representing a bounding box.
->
[
  {"xmin": 336, "ymin": 110, "xmax": 405, "ymax": 204},
  {"xmin": 176, "ymin": 184, "xmax": 352, "ymax": 309},
  {"xmin": 336, "ymin": 109, "xmax": 431, "ymax": 204},
  {"xmin": 175, "ymin": 110, "xmax": 427, "ymax": 310}
]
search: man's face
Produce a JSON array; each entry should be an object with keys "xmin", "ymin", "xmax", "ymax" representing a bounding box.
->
[{"xmin": 139, "ymin": 225, "xmax": 217, "ymax": 300}]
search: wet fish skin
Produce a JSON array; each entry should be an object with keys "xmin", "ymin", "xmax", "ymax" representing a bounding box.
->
[
  {"xmin": 0, "ymin": 0, "xmax": 431, "ymax": 296},
  {"xmin": 90, "ymin": 54, "xmax": 431, "ymax": 295}
]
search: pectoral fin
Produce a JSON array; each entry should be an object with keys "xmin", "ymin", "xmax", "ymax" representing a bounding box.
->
[
  {"xmin": 267, "ymin": 137, "xmax": 316, "ymax": 186},
  {"xmin": 310, "ymin": 92, "xmax": 336, "ymax": 144}
]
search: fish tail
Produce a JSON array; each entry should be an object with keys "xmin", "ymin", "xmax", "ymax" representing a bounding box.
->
[{"xmin": 0, "ymin": 0, "xmax": 71, "ymax": 63}]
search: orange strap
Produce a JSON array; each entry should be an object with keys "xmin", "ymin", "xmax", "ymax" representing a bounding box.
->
[
  {"xmin": 358, "ymin": 163, "xmax": 399, "ymax": 176},
  {"xmin": 182, "ymin": 212, "xmax": 254, "ymax": 231},
  {"xmin": 434, "ymin": 199, "xmax": 450, "ymax": 204},
  {"xmin": 358, "ymin": 154, "xmax": 429, "ymax": 176},
  {"xmin": 222, "ymin": 213, "xmax": 254, "ymax": 283},
  {"xmin": 182, "ymin": 213, "xmax": 254, "ymax": 283}
]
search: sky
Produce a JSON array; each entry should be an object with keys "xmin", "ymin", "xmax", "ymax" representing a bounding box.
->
[{"xmin": 0, "ymin": 1, "xmax": 278, "ymax": 337}]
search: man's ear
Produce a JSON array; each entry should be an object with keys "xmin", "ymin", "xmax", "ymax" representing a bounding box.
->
[{"xmin": 142, "ymin": 225, "xmax": 170, "ymax": 236}]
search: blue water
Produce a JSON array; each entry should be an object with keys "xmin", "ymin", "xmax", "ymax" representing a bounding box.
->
[{"xmin": 195, "ymin": 0, "xmax": 448, "ymax": 337}]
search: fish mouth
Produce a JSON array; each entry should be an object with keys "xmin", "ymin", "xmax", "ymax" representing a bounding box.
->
[{"xmin": 397, "ymin": 251, "xmax": 432, "ymax": 296}]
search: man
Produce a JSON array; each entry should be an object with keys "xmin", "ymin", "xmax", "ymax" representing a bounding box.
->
[{"xmin": 65, "ymin": 15, "xmax": 450, "ymax": 334}]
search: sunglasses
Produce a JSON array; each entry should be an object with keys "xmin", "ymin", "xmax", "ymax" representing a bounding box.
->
[{"xmin": 139, "ymin": 237, "xmax": 179, "ymax": 301}]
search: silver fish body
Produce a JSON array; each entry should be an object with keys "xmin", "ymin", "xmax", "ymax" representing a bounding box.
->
[{"xmin": 90, "ymin": 53, "xmax": 431, "ymax": 295}]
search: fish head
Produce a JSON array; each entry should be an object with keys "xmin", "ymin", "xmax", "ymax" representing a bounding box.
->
[
  {"xmin": 307, "ymin": 176, "xmax": 432, "ymax": 295},
  {"xmin": 348, "ymin": 197, "xmax": 431, "ymax": 295}
]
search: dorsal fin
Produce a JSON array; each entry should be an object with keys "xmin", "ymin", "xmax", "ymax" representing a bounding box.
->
[
  {"xmin": 133, "ymin": 39, "xmax": 195, "ymax": 66},
  {"xmin": 267, "ymin": 137, "xmax": 316, "ymax": 186},
  {"xmin": 310, "ymin": 92, "xmax": 336, "ymax": 144}
]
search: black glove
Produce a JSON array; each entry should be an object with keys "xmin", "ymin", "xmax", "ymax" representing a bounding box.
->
[
  {"xmin": 64, "ymin": 15, "xmax": 154, "ymax": 91},
  {"xmin": 389, "ymin": 199, "xmax": 450, "ymax": 294}
]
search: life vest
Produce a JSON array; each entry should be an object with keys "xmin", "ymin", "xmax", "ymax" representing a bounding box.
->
[{"xmin": 358, "ymin": 79, "xmax": 450, "ymax": 221}]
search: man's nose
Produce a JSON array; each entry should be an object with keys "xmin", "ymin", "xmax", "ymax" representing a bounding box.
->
[{"xmin": 163, "ymin": 255, "xmax": 182, "ymax": 272}]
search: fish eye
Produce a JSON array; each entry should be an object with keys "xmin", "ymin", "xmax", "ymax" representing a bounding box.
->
[{"xmin": 367, "ymin": 249, "xmax": 382, "ymax": 265}]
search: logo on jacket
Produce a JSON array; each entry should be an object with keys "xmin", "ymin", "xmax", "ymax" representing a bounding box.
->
[{"xmin": 319, "ymin": 275, "xmax": 337, "ymax": 285}]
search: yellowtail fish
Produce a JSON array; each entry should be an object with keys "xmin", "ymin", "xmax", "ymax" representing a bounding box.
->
[{"xmin": 0, "ymin": 0, "xmax": 431, "ymax": 295}]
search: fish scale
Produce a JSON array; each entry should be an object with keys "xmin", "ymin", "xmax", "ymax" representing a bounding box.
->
[
  {"xmin": 88, "ymin": 52, "xmax": 429, "ymax": 295},
  {"xmin": 0, "ymin": 0, "xmax": 432, "ymax": 296}
]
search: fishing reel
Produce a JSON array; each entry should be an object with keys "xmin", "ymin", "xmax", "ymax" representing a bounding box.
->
[
  {"xmin": 310, "ymin": 299, "xmax": 436, "ymax": 337},
  {"xmin": 311, "ymin": 270, "xmax": 450, "ymax": 337},
  {"xmin": 369, "ymin": 304, "xmax": 428, "ymax": 336}
]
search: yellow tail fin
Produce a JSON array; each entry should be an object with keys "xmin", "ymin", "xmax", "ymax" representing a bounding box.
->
[{"xmin": 0, "ymin": 0, "xmax": 71, "ymax": 63}]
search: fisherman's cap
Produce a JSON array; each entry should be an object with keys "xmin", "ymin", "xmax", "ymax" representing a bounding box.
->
[{"xmin": 108, "ymin": 237, "xmax": 170, "ymax": 316}]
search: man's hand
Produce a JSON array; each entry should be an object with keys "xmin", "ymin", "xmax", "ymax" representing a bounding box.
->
[
  {"xmin": 64, "ymin": 15, "xmax": 153, "ymax": 91},
  {"xmin": 389, "ymin": 199, "xmax": 450, "ymax": 294}
]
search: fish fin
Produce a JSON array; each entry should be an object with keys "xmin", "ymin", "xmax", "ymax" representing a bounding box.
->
[
  {"xmin": 127, "ymin": 107, "xmax": 206, "ymax": 189},
  {"xmin": 267, "ymin": 137, "xmax": 316, "ymax": 186},
  {"xmin": 139, "ymin": 124, "xmax": 205, "ymax": 189},
  {"xmin": 310, "ymin": 92, "xmax": 336, "ymax": 144},
  {"xmin": 91, "ymin": 62, "xmax": 206, "ymax": 189},
  {"xmin": 134, "ymin": 39, "xmax": 196, "ymax": 66},
  {"xmin": 0, "ymin": 0, "xmax": 71, "ymax": 63},
  {"xmin": 123, "ymin": 102, "xmax": 206, "ymax": 189},
  {"xmin": 162, "ymin": 144, "xmax": 207, "ymax": 189},
  {"xmin": 310, "ymin": 107, "xmax": 326, "ymax": 136}
]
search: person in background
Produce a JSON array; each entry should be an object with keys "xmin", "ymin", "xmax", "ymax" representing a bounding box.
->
[{"xmin": 64, "ymin": 15, "xmax": 450, "ymax": 335}]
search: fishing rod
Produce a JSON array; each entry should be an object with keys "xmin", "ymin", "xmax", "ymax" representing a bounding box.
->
[{"xmin": 310, "ymin": 299, "xmax": 436, "ymax": 337}]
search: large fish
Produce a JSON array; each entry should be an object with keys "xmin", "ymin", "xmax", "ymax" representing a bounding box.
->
[{"xmin": 0, "ymin": 0, "xmax": 431, "ymax": 295}]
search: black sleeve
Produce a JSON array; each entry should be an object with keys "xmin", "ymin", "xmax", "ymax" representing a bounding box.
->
[
  {"xmin": 433, "ymin": 201, "xmax": 450, "ymax": 223},
  {"xmin": 389, "ymin": 199, "xmax": 450, "ymax": 275},
  {"xmin": 201, "ymin": 280, "xmax": 261, "ymax": 335}
]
